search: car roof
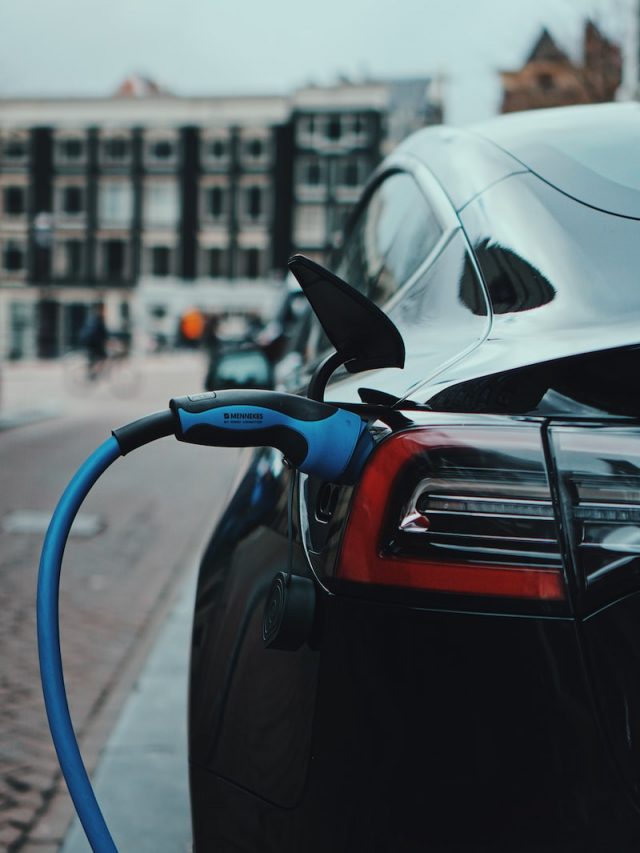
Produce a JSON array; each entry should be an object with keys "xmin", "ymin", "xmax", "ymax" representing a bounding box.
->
[{"xmin": 398, "ymin": 103, "xmax": 640, "ymax": 219}]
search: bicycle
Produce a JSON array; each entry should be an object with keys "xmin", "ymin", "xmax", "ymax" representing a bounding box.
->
[{"xmin": 62, "ymin": 340, "xmax": 141, "ymax": 398}]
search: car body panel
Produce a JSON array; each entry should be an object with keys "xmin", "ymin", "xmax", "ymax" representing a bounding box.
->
[
  {"xmin": 190, "ymin": 531, "xmax": 640, "ymax": 851},
  {"xmin": 583, "ymin": 592, "xmax": 640, "ymax": 809},
  {"xmin": 189, "ymin": 448, "xmax": 319, "ymax": 809},
  {"xmin": 471, "ymin": 102, "xmax": 640, "ymax": 219},
  {"xmin": 392, "ymin": 125, "xmax": 528, "ymax": 212}
]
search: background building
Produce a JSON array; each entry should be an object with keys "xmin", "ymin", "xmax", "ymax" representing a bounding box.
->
[
  {"xmin": 0, "ymin": 75, "xmax": 443, "ymax": 359},
  {"xmin": 500, "ymin": 21, "xmax": 622, "ymax": 114}
]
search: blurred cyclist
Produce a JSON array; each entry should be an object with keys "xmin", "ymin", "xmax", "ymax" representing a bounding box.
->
[{"xmin": 80, "ymin": 303, "xmax": 109, "ymax": 380}]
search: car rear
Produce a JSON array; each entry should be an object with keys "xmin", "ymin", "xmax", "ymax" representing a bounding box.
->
[
  {"xmin": 292, "ymin": 410, "xmax": 640, "ymax": 850},
  {"xmin": 188, "ymin": 106, "xmax": 640, "ymax": 851}
]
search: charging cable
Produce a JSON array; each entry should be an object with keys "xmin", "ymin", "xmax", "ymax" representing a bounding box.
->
[{"xmin": 37, "ymin": 392, "xmax": 373, "ymax": 852}]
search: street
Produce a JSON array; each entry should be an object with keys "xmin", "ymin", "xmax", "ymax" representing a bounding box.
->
[{"xmin": 0, "ymin": 353, "xmax": 240, "ymax": 852}]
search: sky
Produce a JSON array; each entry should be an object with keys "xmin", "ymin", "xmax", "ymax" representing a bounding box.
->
[{"xmin": 0, "ymin": 0, "xmax": 636, "ymax": 124}]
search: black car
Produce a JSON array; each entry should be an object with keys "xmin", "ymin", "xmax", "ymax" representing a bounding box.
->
[{"xmin": 188, "ymin": 103, "xmax": 640, "ymax": 852}]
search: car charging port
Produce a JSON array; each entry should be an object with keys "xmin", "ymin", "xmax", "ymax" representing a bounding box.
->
[{"xmin": 316, "ymin": 481, "xmax": 341, "ymax": 522}]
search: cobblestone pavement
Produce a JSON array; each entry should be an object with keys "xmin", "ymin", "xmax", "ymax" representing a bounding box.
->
[{"xmin": 0, "ymin": 353, "xmax": 239, "ymax": 851}]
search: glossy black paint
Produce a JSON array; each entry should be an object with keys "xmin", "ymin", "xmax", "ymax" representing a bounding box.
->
[
  {"xmin": 189, "ymin": 105, "xmax": 640, "ymax": 851},
  {"xmin": 190, "ymin": 535, "xmax": 640, "ymax": 851},
  {"xmin": 583, "ymin": 592, "xmax": 640, "ymax": 810}
]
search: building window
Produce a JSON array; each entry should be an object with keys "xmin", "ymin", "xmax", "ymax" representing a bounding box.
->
[
  {"xmin": 249, "ymin": 138, "xmax": 263, "ymax": 158},
  {"xmin": 538, "ymin": 73, "xmax": 554, "ymax": 91},
  {"xmin": 353, "ymin": 114, "xmax": 366, "ymax": 136},
  {"xmin": 155, "ymin": 141, "xmax": 173, "ymax": 159},
  {"xmin": 241, "ymin": 135, "xmax": 269, "ymax": 166},
  {"xmin": 64, "ymin": 240, "xmax": 84, "ymax": 278},
  {"xmin": 202, "ymin": 136, "xmax": 230, "ymax": 169},
  {"xmin": 2, "ymin": 135, "xmax": 28, "ymax": 163},
  {"xmin": 153, "ymin": 140, "xmax": 173, "ymax": 159},
  {"xmin": 57, "ymin": 137, "xmax": 86, "ymax": 164},
  {"xmin": 146, "ymin": 137, "xmax": 177, "ymax": 167},
  {"xmin": 306, "ymin": 162, "xmax": 322, "ymax": 185},
  {"xmin": 205, "ymin": 186, "xmax": 226, "ymax": 220},
  {"xmin": 149, "ymin": 304, "xmax": 167, "ymax": 320},
  {"xmin": 327, "ymin": 115, "xmax": 342, "ymax": 141},
  {"xmin": 4, "ymin": 186, "xmax": 26, "ymax": 216},
  {"xmin": 144, "ymin": 181, "xmax": 179, "ymax": 227},
  {"xmin": 298, "ymin": 157, "xmax": 326, "ymax": 187},
  {"xmin": 294, "ymin": 204, "xmax": 326, "ymax": 246},
  {"xmin": 344, "ymin": 163, "xmax": 360, "ymax": 187},
  {"xmin": 337, "ymin": 158, "xmax": 366, "ymax": 188},
  {"xmin": 102, "ymin": 137, "xmax": 131, "ymax": 164},
  {"xmin": 150, "ymin": 246, "xmax": 172, "ymax": 277},
  {"xmin": 99, "ymin": 182, "xmax": 133, "ymax": 227},
  {"xmin": 210, "ymin": 139, "xmax": 226, "ymax": 159},
  {"xmin": 61, "ymin": 186, "xmax": 84, "ymax": 215},
  {"xmin": 241, "ymin": 248, "xmax": 262, "ymax": 279},
  {"xmin": 103, "ymin": 240, "xmax": 127, "ymax": 278},
  {"xmin": 245, "ymin": 186, "xmax": 263, "ymax": 220},
  {"xmin": 3, "ymin": 241, "xmax": 25, "ymax": 272},
  {"xmin": 205, "ymin": 247, "xmax": 226, "ymax": 277}
]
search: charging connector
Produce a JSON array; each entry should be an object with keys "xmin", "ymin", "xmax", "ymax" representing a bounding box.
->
[{"xmin": 169, "ymin": 389, "xmax": 372, "ymax": 483}]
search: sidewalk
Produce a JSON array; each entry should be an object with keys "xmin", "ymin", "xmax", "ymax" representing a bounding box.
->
[
  {"xmin": 0, "ymin": 356, "xmax": 64, "ymax": 430},
  {"xmin": 0, "ymin": 352, "xmax": 233, "ymax": 852},
  {"xmin": 61, "ymin": 568, "xmax": 196, "ymax": 853},
  {"xmin": 0, "ymin": 406, "xmax": 62, "ymax": 432}
]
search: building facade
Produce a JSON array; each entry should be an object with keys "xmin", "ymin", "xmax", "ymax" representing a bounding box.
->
[
  {"xmin": 500, "ymin": 22, "xmax": 622, "ymax": 114},
  {"xmin": 0, "ymin": 77, "xmax": 443, "ymax": 359}
]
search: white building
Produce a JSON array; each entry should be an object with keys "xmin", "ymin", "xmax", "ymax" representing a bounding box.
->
[{"xmin": 0, "ymin": 76, "xmax": 443, "ymax": 359}]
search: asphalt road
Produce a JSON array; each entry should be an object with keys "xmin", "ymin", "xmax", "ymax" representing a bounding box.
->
[{"xmin": 0, "ymin": 354, "xmax": 240, "ymax": 852}]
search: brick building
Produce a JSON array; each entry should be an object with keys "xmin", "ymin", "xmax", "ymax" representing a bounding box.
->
[
  {"xmin": 0, "ymin": 76, "xmax": 443, "ymax": 359},
  {"xmin": 500, "ymin": 21, "xmax": 622, "ymax": 114}
]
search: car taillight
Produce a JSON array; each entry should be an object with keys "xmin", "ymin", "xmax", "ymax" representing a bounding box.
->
[
  {"xmin": 336, "ymin": 425, "xmax": 566, "ymax": 601},
  {"xmin": 550, "ymin": 425, "xmax": 640, "ymax": 605}
]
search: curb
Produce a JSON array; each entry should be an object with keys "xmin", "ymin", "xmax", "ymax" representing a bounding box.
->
[{"xmin": 0, "ymin": 407, "xmax": 63, "ymax": 432}]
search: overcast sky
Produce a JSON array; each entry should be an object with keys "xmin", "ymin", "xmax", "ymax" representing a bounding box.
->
[{"xmin": 0, "ymin": 0, "xmax": 635, "ymax": 124}]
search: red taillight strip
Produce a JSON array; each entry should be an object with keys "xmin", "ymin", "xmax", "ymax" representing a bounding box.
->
[
  {"xmin": 336, "ymin": 429, "xmax": 566, "ymax": 601},
  {"xmin": 338, "ymin": 551, "xmax": 565, "ymax": 599}
]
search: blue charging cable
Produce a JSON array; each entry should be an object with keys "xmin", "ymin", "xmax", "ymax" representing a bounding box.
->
[{"xmin": 37, "ymin": 437, "xmax": 122, "ymax": 853}]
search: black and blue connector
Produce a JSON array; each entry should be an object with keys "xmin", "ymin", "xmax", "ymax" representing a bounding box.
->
[{"xmin": 37, "ymin": 390, "xmax": 373, "ymax": 852}]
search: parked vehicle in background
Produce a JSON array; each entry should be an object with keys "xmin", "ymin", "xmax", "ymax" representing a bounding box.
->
[
  {"xmin": 188, "ymin": 103, "xmax": 640, "ymax": 851},
  {"xmin": 204, "ymin": 342, "xmax": 273, "ymax": 391},
  {"xmin": 204, "ymin": 288, "xmax": 308, "ymax": 391},
  {"xmin": 255, "ymin": 285, "xmax": 309, "ymax": 367}
]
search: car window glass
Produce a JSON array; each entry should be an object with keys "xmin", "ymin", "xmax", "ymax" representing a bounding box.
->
[
  {"xmin": 386, "ymin": 230, "xmax": 488, "ymax": 357},
  {"xmin": 321, "ymin": 232, "xmax": 490, "ymax": 403},
  {"xmin": 303, "ymin": 173, "xmax": 445, "ymax": 366},
  {"xmin": 336, "ymin": 172, "xmax": 443, "ymax": 306}
]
